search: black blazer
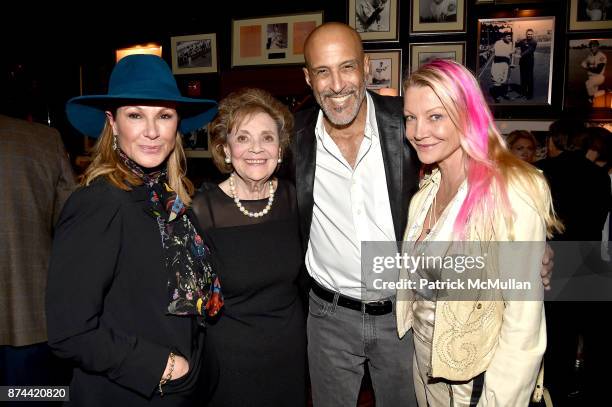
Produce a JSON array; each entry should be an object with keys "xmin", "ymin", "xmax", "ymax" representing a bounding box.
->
[
  {"xmin": 291, "ymin": 91, "xmax": 420, "ymax": 247},
  {"xmin": 46, "ymin": 178, "xmax": 215, "ymax": 406}
]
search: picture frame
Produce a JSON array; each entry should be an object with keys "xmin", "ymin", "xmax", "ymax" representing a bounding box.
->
[
  {"xmin": 565, "ymin": 37, "xmax": 612, "ymax": 112},
  {"xmin": 348, "ymin": 0, "xmax": 399, "ymax": 41},
  {"xmin": 476, "ymin": 16, "xmax": 555, "ymax": 106},
  {"xmin": 411, "ymin": 0, "xmax": 466, "ymax": 34},
  {"xmin": 231, "ymin": 12, "xmax": 323, "ymax": 67},
  {"xmin": 170, "ymin": 33, "xmax": 217, "ymax": 75},
  {"xmin": 408, "ymin": 42, "xmax": 465, "ymax": 73},
  {"xmin": 183, "ymin": 123, "xmax": 211, "ymax": 158},
  {"xmin": 365, "ymin": 49, "xmax": 402, "ymax": 94},
  {"xmin": 568, "ymin": 0, "xmax": 612, "ymax": 31}
]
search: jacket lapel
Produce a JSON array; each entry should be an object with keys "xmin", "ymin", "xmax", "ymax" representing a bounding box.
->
[
  {"xmin": 293, "ymin": 94, "xmax": 418, "ymax": 245},
  {"xmin": 294, "ymin": 108, "xmax": 318, "ymax": 245},
  {"xmin": 370, "ymin": 91, "xmax": 407, "ymax": 241}
]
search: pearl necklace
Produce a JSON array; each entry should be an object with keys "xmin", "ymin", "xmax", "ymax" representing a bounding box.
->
[{"xmin": 229, "ymin": 173, "xmax": 275, "ymax": 218}]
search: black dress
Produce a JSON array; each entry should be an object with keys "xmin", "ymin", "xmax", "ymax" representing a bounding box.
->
[
  {"xmin": 46, "ymin": 178, "xmax": 217, "ymax": 406},
  {"xmin": 192, "ymin": 180, "xmax": 307, "ymax": 407}
]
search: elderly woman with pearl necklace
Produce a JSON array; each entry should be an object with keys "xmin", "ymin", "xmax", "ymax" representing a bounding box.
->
[{"xmin": 191, "ymin": 88, "xmax": 306, "ymax": 407}]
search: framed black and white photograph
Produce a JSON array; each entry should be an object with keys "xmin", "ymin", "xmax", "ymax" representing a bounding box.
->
[
  {"xmin": 566, "ymin": 38, "xmax": 612, "ymax": 111},
  {"xmin": 477, "ymin": 16, "xmax": 555, "ymax": 106},
  {"xmin": 232, "ymin": 12, "xmax": 323, "ymax": 66},
  {"xmin": 411, "ymin": 0, "xmax": 465, "ymax": 34},
  {"xmin": 266, "ymin": 23, "xmax": 288, "ymax": 50},
  {"xmin": 365, "ymin": 50, "xmax": 401, "ymax": 94},
  {"xmin": 348, "ymin": 0, "xmax": 399, "ymax": 41},
  {"xmin": 569, "ymin": 0, "xmax": 612, "ymax": 31},
  {"xmin": 171, "ymin": 33, "xmax": 217, "ymax": 75},
  {"xmin": 408, "ymin": 42, "xmax": 465, "ymax": 73},
  {"xmin": 183, "ymin": 124, "xmax": 211, "ymax": 158}
]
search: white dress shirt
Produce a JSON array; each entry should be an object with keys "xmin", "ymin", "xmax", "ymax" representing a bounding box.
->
[{"xmin": 305, "ymin": 93, "xmax": 396, "ymax": 299}]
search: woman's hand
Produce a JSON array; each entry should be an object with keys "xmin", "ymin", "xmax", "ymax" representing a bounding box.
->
[
  {"xmin": 161, "ymin": 353, "xmax": 190, "ymax": 382},
  {"xmin": 172, "ymin": 355, "xmax": 189, "ymax": 380}
]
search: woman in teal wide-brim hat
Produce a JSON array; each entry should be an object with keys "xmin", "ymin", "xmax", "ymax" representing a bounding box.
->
[{"xmin": 46, "ymin": 54, "xmax": 223, "ymax": 406}]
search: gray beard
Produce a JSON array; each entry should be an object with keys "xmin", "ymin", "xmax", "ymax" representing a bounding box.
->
[{"xmin": 318, "ymin": 87, "xmax": 366, "ymax": 127}]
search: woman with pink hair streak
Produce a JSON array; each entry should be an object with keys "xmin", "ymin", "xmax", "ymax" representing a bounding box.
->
[{"xmin": 396, "ymin": 59, "xmax": 562, "ymax": 405}]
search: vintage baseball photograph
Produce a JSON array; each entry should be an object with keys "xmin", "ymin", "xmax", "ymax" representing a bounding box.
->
[
  {"xmin": 566, "ymin": 38, "xmax": 612, "ymax": 109},
  {"xmin": 419, "ymin": 0, "xmax": 458, "ymax": 23},
  {"xmin": 368, "ymin": 58, "xmax": 392, "ymax": 89},
  {"xmin": 355, "ymin": 0, "xmax": 391, "ymax": 32},
  {"xmin": 477, "ymin": 17, "xmax": 555, "ymax": 105}
]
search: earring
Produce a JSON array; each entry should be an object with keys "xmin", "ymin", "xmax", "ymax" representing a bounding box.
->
[
  {"xmin": 224, "ymin": 156, "xmax": 231, "ymax": 164},
  {"xmin": 277, "ymin": 157, "xmax": 282, "ymax": 164},
  {"xmin": 112, "ymin": 135, "xmax": 118, "ymax": 151}
]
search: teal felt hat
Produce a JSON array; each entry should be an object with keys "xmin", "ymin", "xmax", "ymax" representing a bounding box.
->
[{"xmin": 66, "ymin": 54, "xmax": 217, "ymax": 138}]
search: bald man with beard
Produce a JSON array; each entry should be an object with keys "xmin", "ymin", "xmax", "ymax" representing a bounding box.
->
[{"xmin": 291, "ymin": 22, "xmax": 420, "ymax": 406}]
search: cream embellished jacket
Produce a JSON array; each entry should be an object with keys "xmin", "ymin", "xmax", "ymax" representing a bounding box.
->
[{"xmin": 396, "ymin": 169, "xmax": 547, "ymax": 406}]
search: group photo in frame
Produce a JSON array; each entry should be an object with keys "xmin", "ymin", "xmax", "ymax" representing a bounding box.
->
[
  {"xmin": 565, "ymin": 37, "xmax": 612, "ymax": 111},
  {"xmin": 231, "ymin": 12, "xmax": 323, "ymax": 67},
  {"xmin": 170, "ymin": 33, "xmax": 217, "ymax": 74},
  {"xmin": 477, "ymin": 16, "xmax": 555, "ymax": 106},
  {"xmin": 410, "ymin": 0, "xmax": 465, "ymax": 34},
  {"xmin": 365, "ymin": 49, "xmax": 401, "ymax": 94},
  {"xmin": 569, "ymin": 0, "xmax": 612, "ymax": 31},
  {"xmin": 348, "ymin": 0, "xmax": 399, "ymax": 41},
  {"xmin": 408, "ymin": 42, "xmax": 465, "ymax": 73}
]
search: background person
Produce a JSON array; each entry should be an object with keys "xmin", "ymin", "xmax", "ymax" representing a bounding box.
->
[
  {"xmin": 507, "ymin": 129, "xmax": 538, "ymax": 163},
  {"xmin": 0, "ymin": 113, "xmax": 75, "ymax": 390},
  {"xmin": 584, "ymin": 126, "xmax": 612, "ymax": 261},
  {"xmin": 536, "ymin": 119, "xmax": 611, "ymax": 404},
  {"xmin": 46, "ymin": 54, "xmax": 221, "ymax": 406}
]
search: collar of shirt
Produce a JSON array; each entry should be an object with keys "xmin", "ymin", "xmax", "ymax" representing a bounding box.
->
[
  {"xmin": 314, "ymin": 92, "xmax": 379, "ymax": 171},
  {"xmin": 406, "ymin": 169, "xmax": 468, "ymax": 242}
]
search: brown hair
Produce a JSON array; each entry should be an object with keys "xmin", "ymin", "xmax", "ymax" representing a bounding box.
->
[
  {"xmin": 80, "ymin": 119, "xmax": 194, "ymax": 206},
  {"xmin": 209, "ymin": 88, "xmax": 293, "ymax": 173}
]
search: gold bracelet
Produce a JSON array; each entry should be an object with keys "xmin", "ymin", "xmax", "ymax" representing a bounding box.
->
[{"xmin": 159, "ymin": 352, "xmax": 176, "ymax": 396}]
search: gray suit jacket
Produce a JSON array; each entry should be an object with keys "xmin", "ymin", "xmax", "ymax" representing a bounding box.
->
[{"xmin": 0, "ymin": 114, "xmax": 75, "ymax": 346}]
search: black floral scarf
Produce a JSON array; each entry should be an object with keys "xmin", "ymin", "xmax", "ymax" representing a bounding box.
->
[{"xmin": 117, "ymin": 148, "xmax": 223, "ymax": 323}]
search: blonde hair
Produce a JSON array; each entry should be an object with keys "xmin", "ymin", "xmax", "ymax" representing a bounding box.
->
[
  {"xmin": 81, "ymin": 119, "xmax": 194, "ymax": 206},
  {"xmin": 403, "ymin": 59, "xmax": 562, "ymax": 238},
  {"xmin": 507, "ymin": 130, "xmax": 537, "ymax": 150}
]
